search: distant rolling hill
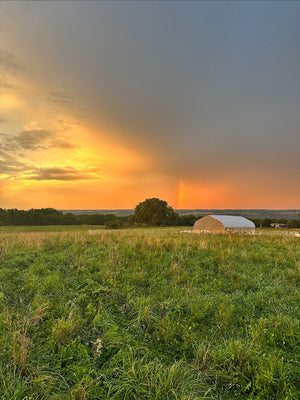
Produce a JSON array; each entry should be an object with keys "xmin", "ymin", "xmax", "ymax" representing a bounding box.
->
[{"xmin": 61, "ymin": 209, "xmax": 300, "ymax": 220}]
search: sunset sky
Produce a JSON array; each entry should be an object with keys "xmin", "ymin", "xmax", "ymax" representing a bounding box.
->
[{"xmin": 0, "ymin": 1, "xmax": 299, "ymax": 209}]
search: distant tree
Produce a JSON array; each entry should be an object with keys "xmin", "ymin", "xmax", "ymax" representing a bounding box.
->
[
  {"xmin": 63, "ymin": 213, "xmax": 76, "ymax": 225},
  {"xmin": 177, "ymin": 214, "xmax": 199, "ymax": 226},
  {"xmin": 106, "ymin": 218, "xmax": 124, "ymax": 229},
  {"xmin": 287, "ymin": 220, "xmax": 294, "ymax": 229},
  {"xmin": 262, "ymin": 218, "xmax": 272, "ymax": 228},
  {"xmin": 118, "ymin": 215, "xmax": 136, "ymax": 228},
  {"xmin": 135, "ymin": 198, "xmax": 178, "ymax": 226},
  {"xmin": 278, "ymin": 219, "xmax": 287, "ymax": 224},
  {"xmin": 251, "ymin": 218, "xmax": 262, "ymax": 227}
]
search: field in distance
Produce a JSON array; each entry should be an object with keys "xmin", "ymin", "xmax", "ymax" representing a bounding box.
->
[{"xmin": 0, "ymin": 227, "xmax": 299, "ymax": 399}]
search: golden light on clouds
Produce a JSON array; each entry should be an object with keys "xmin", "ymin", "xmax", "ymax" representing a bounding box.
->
[
  {"xmin": 0, "ymin": 93, "xmax": 23, "ymax": 109},
  {"xmin": 0, "ymin": 77, "xmax": 153, "ymax": 208}
]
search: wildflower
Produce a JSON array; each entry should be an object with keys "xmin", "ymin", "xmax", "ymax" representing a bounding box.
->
[{"xmin": 92, "ymin": 338, "xmax": 103, "ymax": 358}]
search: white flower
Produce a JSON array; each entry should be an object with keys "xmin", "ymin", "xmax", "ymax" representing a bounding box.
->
[{"xmin": 92, "ymin": 338, "xmax": 104, "ymax": 358}]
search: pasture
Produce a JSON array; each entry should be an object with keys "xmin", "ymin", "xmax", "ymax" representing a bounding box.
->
[{"xmin": 0, "ymin": 227, "xmax": 299, "ymax": 399}]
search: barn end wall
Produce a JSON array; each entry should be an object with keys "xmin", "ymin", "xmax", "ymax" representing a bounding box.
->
[{"xmin": 194, "ymin": 216, "xmax": 225, "ymax": 233}]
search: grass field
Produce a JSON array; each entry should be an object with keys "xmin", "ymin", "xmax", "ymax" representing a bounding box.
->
[
  {"xmin": 0, "ymin": 226, "xmax": 106, "ymax": 234},
  {"xmin": 0, "ymin": 227, "xmax": 299, "ymax": 399}
]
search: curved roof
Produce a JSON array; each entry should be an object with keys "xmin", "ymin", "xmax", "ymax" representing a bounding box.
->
[{"xmin": 209, "ymin": 215, "xmax": 255, "ymax": 228}]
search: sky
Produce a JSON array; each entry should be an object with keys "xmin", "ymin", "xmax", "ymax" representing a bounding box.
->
[{"xmin": 0, "ymin": 1, "xmax": 299, "ymax": 209}]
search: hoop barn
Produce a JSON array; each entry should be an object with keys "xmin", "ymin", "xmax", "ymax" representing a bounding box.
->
[{"xmin": 193, "ymin": 215, "xmax": 255, "ymax": 233}]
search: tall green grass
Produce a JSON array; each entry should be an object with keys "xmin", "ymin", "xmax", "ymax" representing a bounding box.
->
[{"xmin": 0, "ymin": 229, "xmax": 299, "ymax": 399}]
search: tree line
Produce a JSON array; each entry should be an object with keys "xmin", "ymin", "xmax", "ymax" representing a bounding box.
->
[
  {"xmin": 0, "ymin": 199, "xmax": 299, "ymax": 228},
  {"xmin": 0, "ymin": 205, "xmax": 198, "ymax": 228},
  {"xmin": 251, "ymin": 217, "xmax": 300, "ymax": 229}
]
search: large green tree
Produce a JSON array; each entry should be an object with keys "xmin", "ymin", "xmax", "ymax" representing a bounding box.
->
[{"xmin": 134, "ymin": 198, "xmax": 178, "ymax": 226}]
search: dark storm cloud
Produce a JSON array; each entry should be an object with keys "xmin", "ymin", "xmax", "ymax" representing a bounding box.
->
[
  {"xmin": 15, "ymin": 130, "xmax": 49, "ymax": 150},
  {"xmin": 25, "ymin": 167, "xmax": 97, "ymax": 181},
  {"xmin": 0, "ymin": 159, "xmax": 23, "ymax": 174},
  {"xmin": 0, "ymin": 130, "xmax": 75, "ymax": 152},
  {"xmin": 0, "ymin": 149, "xmax": 28, "ymax": 174},
  {"xmin": 0, "ymin": 130, "xmax": 49, "ymax": 151}
]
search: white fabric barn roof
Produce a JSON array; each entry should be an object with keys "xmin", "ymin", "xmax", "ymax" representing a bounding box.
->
[{"xmin": 209, "ymin": 215, "xmax": 255, "ymax": 229}]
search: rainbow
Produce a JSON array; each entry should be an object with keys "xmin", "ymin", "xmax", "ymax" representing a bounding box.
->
[{"xmin": 175, "ymin": 180, "xmax": 183, "ymax": 209}]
